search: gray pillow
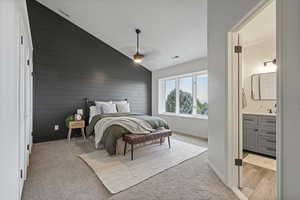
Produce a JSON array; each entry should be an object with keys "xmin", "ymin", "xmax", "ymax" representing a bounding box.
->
[{"xmin": 116, "ymin": 103, "xmax": 130, "ymax": 113}]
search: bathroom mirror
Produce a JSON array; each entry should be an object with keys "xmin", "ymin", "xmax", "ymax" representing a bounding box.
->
[{"xmin": 251, "ymin": 72, "xmax": 276, "ymax": 100}]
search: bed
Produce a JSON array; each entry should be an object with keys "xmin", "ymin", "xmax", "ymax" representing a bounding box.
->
[{"xmin": 84, "ymin": 98, "xmax": 170, "ymax": 155}]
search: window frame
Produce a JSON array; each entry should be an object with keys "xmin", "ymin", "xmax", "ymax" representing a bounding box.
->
[{"xmin": 158, "ymin": 70, "xmax": 208, "ymax": 119}]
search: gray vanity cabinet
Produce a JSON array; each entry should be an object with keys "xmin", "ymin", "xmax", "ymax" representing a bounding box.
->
[{"xmin": 243, "ymin": 114, "xmax": 276, "ymax": 157}]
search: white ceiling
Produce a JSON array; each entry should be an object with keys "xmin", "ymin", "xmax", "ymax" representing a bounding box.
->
[
  {"xmin": 36, "ymin": 0, "xmax": 207, "ymax": 71},
  {"xmin": 240, "ymin": 1, "xmax": 276, "ymax": 45}
]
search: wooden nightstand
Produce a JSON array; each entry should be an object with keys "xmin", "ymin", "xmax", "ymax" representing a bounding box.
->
[{"xmin": 68, "ymin": 120, "xmax": 86, "ymax": 142}]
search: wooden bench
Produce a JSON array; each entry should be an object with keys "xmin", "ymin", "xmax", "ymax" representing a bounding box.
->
[{"xmin": 123, "ymin": 129, "xmax": 172, "ymax": 160}]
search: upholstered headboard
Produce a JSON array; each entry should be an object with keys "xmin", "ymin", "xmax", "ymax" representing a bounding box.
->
[{"xmin": 83, "ymin": 98, "xmax": 128, "ymax": 125}]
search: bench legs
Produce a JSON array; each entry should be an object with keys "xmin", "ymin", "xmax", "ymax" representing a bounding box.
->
[
  {"xmin": 131, "ymin": 144, "xmax": 134, "ymax": 160},
  {"xmin": 124, "ymin": 136, "xmax": 171, "ymax": 161},
  {"xmin": 124, "ymin": 142, "xmax": 127, "ymax": 156},
  {"xmin": 124, "ymin": 142, "xmax": 134, "ymax": 161}
]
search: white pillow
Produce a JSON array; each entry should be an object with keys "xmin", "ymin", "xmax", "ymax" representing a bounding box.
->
[
  {"xmin": 95, "ymin": 101, "xmax": 112, "ymax": 114},
  {"xmin": 102, "ymin": 103, "xmax": 117, "ymax": 114},
  {"xmin": 89, "ymin": 106, "xmax": 97, "ymax": 123},
  {"xmin": 116, "ymin": 102, "xmax": 130, "ymax": 113},
  {"xmin": 112, "ymin": 100, "xmax": 127, "ymax": 104}
]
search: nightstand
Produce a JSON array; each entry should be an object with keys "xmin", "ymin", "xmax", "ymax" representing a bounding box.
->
[{"xmin": 68, "ymin": 120, "xmax": 86, "ymax": 142}]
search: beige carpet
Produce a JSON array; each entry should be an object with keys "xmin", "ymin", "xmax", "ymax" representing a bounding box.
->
[
  {"xmin": 79, "ymin": 139, "xmax": 207, "ymax": 194},
  {"xmin": 243, "ymin": 153, "xmax": 276, "ymax": 171}
]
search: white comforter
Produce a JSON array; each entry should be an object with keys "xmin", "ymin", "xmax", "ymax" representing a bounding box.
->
[{"xmin": 94, "ymin": 116, "xmax": 154, "ymax": 148}]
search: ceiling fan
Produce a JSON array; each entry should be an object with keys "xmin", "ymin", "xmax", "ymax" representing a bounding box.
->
[{"xmin": 133, "ymin": 29, "xmax": 144, "ymax": 63}]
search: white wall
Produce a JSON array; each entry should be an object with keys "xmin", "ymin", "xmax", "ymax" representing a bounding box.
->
[
  {"xmin": 278, "ymin": 0, "xmax": 300, "ymax": 198},
  {"xmin": 0, "ymin": 0, "xmax": 32, "ymax": 199},
  {"xmin": 242, "ymin": 38, "xmax": 276, "ymax": 114},
  {"xmin": 152, "ymin": 58, "xmax": 208, "ymax": 138},
  {"xmin": 207, "ymin": 0, "xmax": 262, "ymax": 184}
]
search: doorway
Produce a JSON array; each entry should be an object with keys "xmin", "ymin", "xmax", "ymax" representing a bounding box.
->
[{"xmin": 228, "ymin": 0, "xmax": 277, "ymax": 199}]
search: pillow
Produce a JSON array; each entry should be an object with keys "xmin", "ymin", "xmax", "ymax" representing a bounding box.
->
[
  {"xmin": 102, "ymin": 103, "xmax": 117, "ymax": 114},
  {"xmin": 95, "ymin": 101, "xmax": 112, "ymax": 114},
  {"xmin": 116, "ymin": 102, "xmax": 130, "ymax": 113},
  {"xmin": 89, "ymin": 106, "xmax": 97, "ymax": 123},
  {"xmin": 112, "ymin": 100, "xmax": 127, "ymax": 104}
]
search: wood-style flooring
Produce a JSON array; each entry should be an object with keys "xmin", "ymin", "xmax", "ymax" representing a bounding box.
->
[{"xmin": 241, "ymin": 159, "xmax": 277, "ymax": 200}]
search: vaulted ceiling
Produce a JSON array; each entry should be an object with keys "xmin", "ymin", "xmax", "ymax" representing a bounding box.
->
[{"xmin": 35, "ymin": 0, "xmax": 207, "ymax": 71}]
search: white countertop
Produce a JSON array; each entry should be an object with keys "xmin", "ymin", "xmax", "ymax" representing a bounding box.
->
[{"xmin": 242, "ymin": 112, "xmax": 276, "ymax": 116}]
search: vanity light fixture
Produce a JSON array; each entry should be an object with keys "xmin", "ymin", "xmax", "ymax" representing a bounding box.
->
[{"xmin": 264, "ymin": 58, "xmax": 277, "ymax": 66}]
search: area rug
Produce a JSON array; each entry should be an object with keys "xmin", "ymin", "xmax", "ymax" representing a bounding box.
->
[
  {"xmin": 243, "ymin": 153, "xmax": 276, "ymax": 171},
  {"xmin": 79, "ymin": 139, "xmax": 207, "ymax": 194}
]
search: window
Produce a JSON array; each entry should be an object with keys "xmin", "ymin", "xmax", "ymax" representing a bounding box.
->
[
  {"xmin": 159, "ymin": 71, "xmax": 208, "ymax": 118},
  {"xmin": 165, "ymin": 79, "xmax": 176, "ymax": 113},
  {"xmin": 179, "ymin": 77, "xmax": 193, "ymax": 114}
]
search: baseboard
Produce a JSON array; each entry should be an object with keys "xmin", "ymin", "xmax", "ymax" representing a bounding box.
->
[
  {"xmin": 173, "ymin": 131, "xmax": 208, "ymax": 141},
  {"xmin": 207, "ymin": 160, "xmax": 226, "ymax": 184},
  {"xmin": 232, "ymin": 187, "xmax": 248, "ymax": 200}
]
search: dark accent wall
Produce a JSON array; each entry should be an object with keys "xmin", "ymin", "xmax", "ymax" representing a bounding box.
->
[{"xmin": 27, "ymin": 0, "xmax": 152, "ymax": 143}]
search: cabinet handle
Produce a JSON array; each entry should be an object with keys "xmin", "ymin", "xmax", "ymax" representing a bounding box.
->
[{"xmin": 254, "ymin": 129, "xmax": 259, "ymax": 132}]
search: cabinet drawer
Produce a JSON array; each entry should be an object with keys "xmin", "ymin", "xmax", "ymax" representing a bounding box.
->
[
  {"xmin": 260, "ymin": 129, "xmax": 276, "ymax": 137},
  {"xmin": 261, "ymin": 116, "xmax": 276, "ymax": 125},
  {"xmin": 69, "ymin": 120, "xmax": 85, "ymax": 128},
  {"xmin": 258, "ymin": 136, "xmax": 276, "ymax": 149},
  {"xmin": 243, "ymin": 115, "xmax": 258, "ymax": 127}
]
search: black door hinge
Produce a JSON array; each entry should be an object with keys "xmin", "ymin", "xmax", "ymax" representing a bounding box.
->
[
  {"xmin": 234, "ymin": 45, "xmax": 242, "ymax": 53},
  {"xmin": 21, "ymin": 36, "xmax": 24, "ymax": 45},
  {"xmin": 27, "ymin": 59, "xmax": 30, "ymax": 66},
  {"xmin": 235, "ymin": 158, "xmax": 243, "ymax": 166},
  {"xmin": 27, "ymin": 144, "xmax": 30, "ymax": 150},
  {"xmin": 20, "ymin": 169, "xmax": 23, "ymax": 179}
]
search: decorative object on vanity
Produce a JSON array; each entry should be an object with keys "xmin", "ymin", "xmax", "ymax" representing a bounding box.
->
[
  {"xmin": 251, "ymin": 72, "xmax": 276, "ymax": 101},
  {"xmin": 243, "ymin": 114, "xmax": 276, "ymax": 157},
  {"xmin": 67, "ymin": 120, "xmax": 86, "ymax": 142},
  {"xmin": 79, "ymin": 139, "xmax": 207, "ymax": 194},
  {"xmin": 123, "ymin": 129, "xmax": 172, "ymax": 160},
  {"xmin": 133, "ymin": 28, "xmax": 144, "ymax": 63},
  {"xmin": 263, "ymin": 58, "xmax": 277, "ymax": 66}
]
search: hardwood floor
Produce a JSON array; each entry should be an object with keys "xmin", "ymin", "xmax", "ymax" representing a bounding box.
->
[{"xmin": 241, "ymin": 161, "xmax": 277, "ymax": 200}]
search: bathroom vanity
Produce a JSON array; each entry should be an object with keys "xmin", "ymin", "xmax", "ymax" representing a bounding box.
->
[{"xmin": 243, "ymin": 113, "xmax": 276, "ymax": 157}]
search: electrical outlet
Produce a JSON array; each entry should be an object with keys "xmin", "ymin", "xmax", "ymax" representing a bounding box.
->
[{"xmin": 54, "ymin": 125, "xmax": 59, "ymax": 131}]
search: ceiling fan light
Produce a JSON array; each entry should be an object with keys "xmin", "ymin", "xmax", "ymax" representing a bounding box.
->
[{"xmin": 133, "ymin": 53, "xmax": 143, "ymax": 63}]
